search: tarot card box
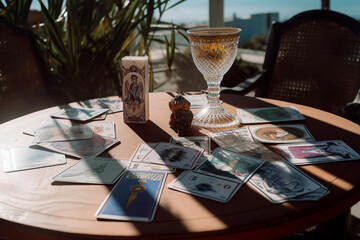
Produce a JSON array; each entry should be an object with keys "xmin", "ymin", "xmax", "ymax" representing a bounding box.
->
[{"xmin": 122, "ymin": 56, "xmax": 149, "ymax": 123}]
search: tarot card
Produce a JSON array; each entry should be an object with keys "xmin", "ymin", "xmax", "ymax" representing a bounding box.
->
[
  {"xmin": 98, "ymin": 99, "xmax": 123, "ymax": 113},
  {"xmin": 287, "ymin": 186, "xmax": 330, "ymax": 201},
  {"xmin": 1, "ymin": 146, "xmax": 66, "ymax": 172},
  {"xmin": 32, "ymin": 125, "xmax": 93, "ymax": 143},
  {"xmin": 208, "ymin": 128, "xmax": 254, "ymax": 148},
  {"xmin": 277, "ymin": 140, "xmax": 360, "ymax": 165},
  {"xmin": 170, "ymin": 136, "xmax": 211, "ymax": 154},
  {"xmin": 51, "ymin": 108, "xmax": 109, "ymax": 121},
  {"xmin": 53, "ymin": 157, "xmax": 129, "ymax": 184},
  {"xmin": 87, "ymin": 121, "xmax": 116, "ymax": 139},
  {"xmin": 247, "ymin": 124, "xmax": 315, "ymax": 144},
  {"xmin": 247, "ymin": 161, "xmax": 325, "ymax": 203},
  {"xmin": 196, "ymin": 148, "xmax": 264, "ymax": 183},
  {"xmin": 34, "ymin": 134, "xmax": 119, "ymax": 159},
  {"xmin": 225, "ymin": 141, "xmax": 285, "ymax": 162},
  {"xmin": 167, "ymin": 170, "xmax": 242, "ymax": 203},
  {"xmin": 122, "ymin": 56, "xmax": 149, "ymax": 123},
  {"xmin": 237, "ymin": 106, "xmax": 305, "ymax": 124},
  {"xmin": 92, "ymin": 113, "xmax": 107, "ymax": 120},
  {"xmin": 23, "ymin": 118, "xmax": 69, "ymax": 136},
  {"xmin": 141, "ymin": 143, "xmax": 203, "ymax": 169},
  {"xmin": 182, "ymin": 94, "xmax": 208, "ymax": 109},
  {"xmin": 127, "ymin": 162, "xmax": 175, "ymax": 173},
  {"xmin": 95, "ymin": 170, "xmax": 167, "ymax": 222},
  {"xmin": 130, "ymin": 143, "xmax": 158, "ymax": 162}
]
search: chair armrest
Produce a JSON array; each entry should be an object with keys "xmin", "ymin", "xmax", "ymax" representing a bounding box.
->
[
  {"xmin": 220, "ymin": 70, "xmax": 266, "ymax": 95},
  {"xmin": 343, "ymin": 89, "xmax": 360, "ymax": 124}
]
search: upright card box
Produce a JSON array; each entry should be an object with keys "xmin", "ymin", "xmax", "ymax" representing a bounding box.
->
[{"xmin": 122, "ymin": 56, "xmax": 149, "ymax": 123}]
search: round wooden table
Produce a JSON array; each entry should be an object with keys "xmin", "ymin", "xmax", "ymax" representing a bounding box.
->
[{"xmin": 1, "ymin": 92, "xmax": 360, "ymax": 239}]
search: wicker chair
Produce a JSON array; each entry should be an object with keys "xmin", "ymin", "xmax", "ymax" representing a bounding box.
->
[
  {"xmin": 221, "ymin": 10, "xmax": 360, "ymax": 117},
  {"xmin": 0, "ymin": 16, "xmax": 56, "ymax": 124}
]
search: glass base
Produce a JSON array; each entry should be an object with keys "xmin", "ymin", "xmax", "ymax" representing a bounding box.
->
[{"xmin": 192, "ymin": 106, "xmax": 240, "ymax": 129}]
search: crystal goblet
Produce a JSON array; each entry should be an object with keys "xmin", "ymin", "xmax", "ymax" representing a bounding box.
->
[{"xmin": 187, "ymin": 27, "xmax": 241, "ymax": 129}]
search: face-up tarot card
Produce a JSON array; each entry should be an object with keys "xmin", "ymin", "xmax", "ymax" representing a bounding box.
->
[
  {"xmin": 224, "ymin": 141, "xmax": 284, "ymax": 162},
  {"xmin": 247, "ymin": 161, "xmax": 327, "ymax": 203},
  {"xmin": 98, "ymin": 99, "xmax": 123, "ymax": 113},
  {"xmin": 33, "ymin": 134, "xmax": 119, "ymax": 159},
  {"xmin": 23, "ymin": 118, "xmax": 70, "ymax": 136},
  {"xmin": 1, "ymin": 146, "xmax": 66, "ymax": 172},
  {"xmin": 277, "ymin": 140, "xmax": 360, "ymax": 165},
  {"xmin": 96, "ymin": 170, "xmax": 167, "ymax": 222},
  {"xmin": 237, "ymin": 106, "xmax": 305, "ymax": 124},
  {"xmin": 127, "ymin": 162, "xmax": 175, "ymax": 173},
  {"xmin": 51, "ymin": 108, "xmax": 109, "ymax": 121},
  {"xmin": 53, "ymin": 157, "xmax": 129, "ymax": 184},
  {"xmin": 247, "ymin": 124, "xmax": 315, "ymax": 144},
  {"xmin": 196, "ymin": 148, "xmax": 264, "ymax": 183},
  {"xmin": 32, "ymin": 125, "xmax": 93, "ymax": 143},
  {"xmin": 130, "ymin": 143, "xmax": 158, "ymax": 162},
  {"xmin": 87, "ymin": 121, "xmax": 116, "ymax": 139},
  {"xmin": 170, "ymin": 136, "xmax": 211, "ymax": 154},
  {"xmin": 140, "ymin": 143, "xmax": 203, "ymax": 169},
  {"xmin": 167, "ymin": 170, "xmax": 242, "ymax": 203},
  {"xmin": 208, "ymin": 128, "xmax": 254, "ymax": 148}
]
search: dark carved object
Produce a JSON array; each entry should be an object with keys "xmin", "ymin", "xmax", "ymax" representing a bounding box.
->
[{"xmin": 169, "ymin": 95, "xmax": 193, "ymax": 135}]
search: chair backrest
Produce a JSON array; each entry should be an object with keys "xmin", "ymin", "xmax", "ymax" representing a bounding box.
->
[
  {"xmin": 256, "ymin": 10, "xmax": 360, "ymax": 116},
  {"xmin": 0, "ymin": 16, "xmax": 55, "ymax": 123}
]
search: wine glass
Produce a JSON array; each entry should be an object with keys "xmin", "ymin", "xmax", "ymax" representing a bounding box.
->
[{"xmin": 187, "ymin": 27, "xmax": 241, "ymax": 129}]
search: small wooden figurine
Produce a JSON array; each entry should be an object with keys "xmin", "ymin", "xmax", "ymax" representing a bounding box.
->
[{"xmin": 169, "ymin": 95, "xmax": 193, "ymax": 135}]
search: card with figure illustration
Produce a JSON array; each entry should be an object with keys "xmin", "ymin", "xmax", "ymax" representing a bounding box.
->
[
  {"xmin": 277, "ymin": 140, "xmax": 360, "ymax": 165},
  {"xmin": 196, "ymin": 147, "xmax": 264, "ymax": 183},
  {"xmin": 32, "ymin": 125, "xmax": 93, "ymax": 143},
  {"xmin": 170, "ymin": 136, "xmax": 211, "ymax": 154},
  {"xmin": 51, "ymin": 108, "xmax": 109, "ymax": 121},
  {"xmin": 141, "ymin": 143, "xmax": 203, "ymax": 169},
  {"xmin": 53, "ymin": 157, "xmax": 129, "ymax": 184},
  {"xmin": 247, "ymin": 124, "xmax": 315, "ymax": 144},
  {"xmin": 33, "ymin": 134, "xmax": 119, "ymax": 159},
  {"xmin": 237, "ymin": 106, "xmax": 305, "ymax": 124},
  {"xmin": 247, "ymin": 161, "xmax": 326, "ymax": 203},
  {"xmin": 122, "ymin": 56, "xmax": 149, "ymax": 123},
  {"xmin": 208, "ymin": 128, "xmax": 254, "ymax": 148},
  {"xmin": 167, "ymin": 170, "xmax": 242, "ymax": 203},
  {"xmin": 95, "ymin": 170, "xmax": 167, "ymax": 222},
  {"xmin": 1, "ymin": 146, "xmax": 66, "ymax": 172}
]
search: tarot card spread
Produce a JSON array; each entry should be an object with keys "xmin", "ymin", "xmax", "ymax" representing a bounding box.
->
[
  {"xmin": 237, "ymin": 106, "xmax": 305, "ymax": 124},
  {"xmin": 247, "ymin": 124, "xmax": 315, "ymax": 144},
  {"xmin": 96, "ymin": 170, "xmax": 167, "ymax": 222},
  {"xmin": 32, "ymin": 125, "xmax": 93, "ymax": 143},
  {"xmin": 248, "ymin": 161, "xmax": 329, "ymax": 203},
  {"xmin": 167, "ymin": 170, "xmax": 242, "ymax": 203},
  {"xmin": 277, "ymin": 140, "xmax": 360, "ymax": 165}
]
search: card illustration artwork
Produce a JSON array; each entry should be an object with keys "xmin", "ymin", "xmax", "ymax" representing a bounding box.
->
[
  {"xmin": 277, "ymin": 140, "xmax": 360, "ymax": 165},
  {"xmin": 122, "ymin": 56, "xmax": 149, "ymax": 123}
]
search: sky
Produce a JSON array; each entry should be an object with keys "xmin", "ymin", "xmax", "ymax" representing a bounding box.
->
[{"xmin": 31, "ymin": 0, "xmax": 360, "ymax": 24}]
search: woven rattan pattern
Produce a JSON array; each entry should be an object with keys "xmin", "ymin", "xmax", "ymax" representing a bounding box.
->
[
  {"xmin": 260, "ymin": 11, "xmax": 360, "ymax": 116},
  {"xmin": 0, "ymin": 17, "xmax": 55, "ymax": 123}
]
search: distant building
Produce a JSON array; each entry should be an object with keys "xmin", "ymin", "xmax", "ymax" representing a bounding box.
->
[{"xmin": 225, "ymin": 13, "xmax": 279, "ymax": 43}]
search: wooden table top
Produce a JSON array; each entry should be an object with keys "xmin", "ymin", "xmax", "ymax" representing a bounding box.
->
[{"xmin": 1, "ymin": 92, "xmax": 360, "ymax": 240}]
